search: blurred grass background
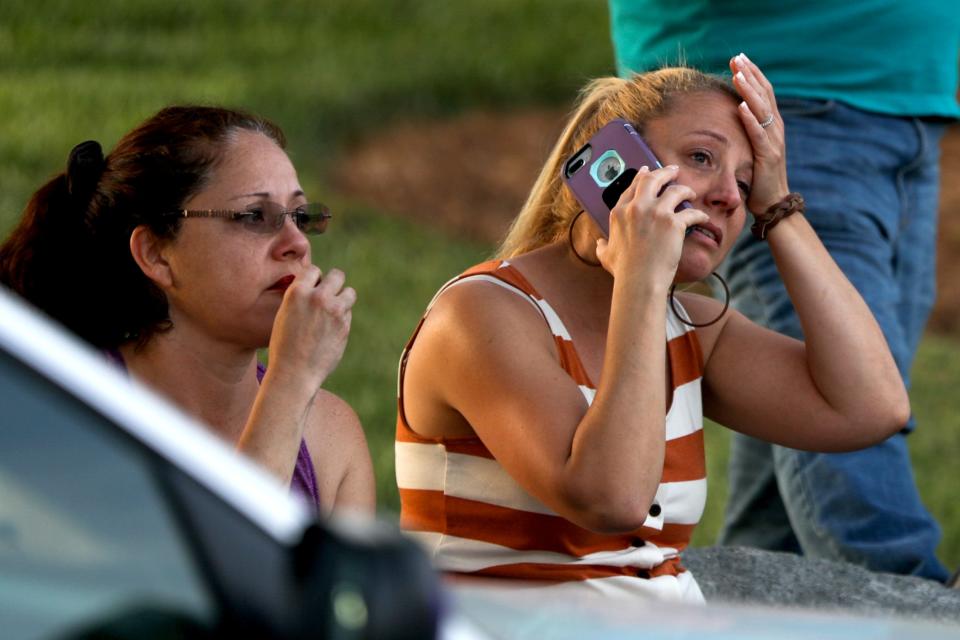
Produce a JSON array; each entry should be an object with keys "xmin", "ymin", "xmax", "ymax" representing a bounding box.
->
[{"xmin": 1, "ymin": 0, "xmax": 957, "ymax": 569}]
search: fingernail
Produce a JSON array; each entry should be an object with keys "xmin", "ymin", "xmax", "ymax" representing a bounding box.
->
[
  {"xmin": 741, "ymin": 52, "xmax": 752, "ymax": 64},
  {"xmin": 639, "ymin": 165, "xmax": 650, "ymax": 172},
  {"xmin": 666, "ymin": 164, "xmax": 679, "ymax": 170},
  {"xmin": 739, "ymin": 101, "xmax": 749, "ymax": 111},
  {"xmin": 735, "ymin": 53, "xmax": 746, "ymax": 67},
  {"xmin": 736, "ymin": 71, "xmax": 746, "ymax": 83}
]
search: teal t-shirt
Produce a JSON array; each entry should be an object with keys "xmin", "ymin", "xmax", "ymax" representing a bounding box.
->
[{"xmin": 609, "ymin": 0, "xmax": 960, "ymax": 118}]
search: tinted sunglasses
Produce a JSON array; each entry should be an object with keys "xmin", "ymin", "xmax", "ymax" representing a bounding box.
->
[{"xmin": 169, "ymin": 202, "xmax": 331, "ymax": 235}]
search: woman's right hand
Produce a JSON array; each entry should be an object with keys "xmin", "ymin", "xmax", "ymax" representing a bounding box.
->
[
  {"xmin": 237, "ymin": 265, "xmax": 358, "ymax": 488},
  {"xmin": 595, "ymin": 165, "xmax": 708, "ymax": 286},
  {"xmin": 267, "ymin": 264, "xmax": 356, "ymax": 396}
]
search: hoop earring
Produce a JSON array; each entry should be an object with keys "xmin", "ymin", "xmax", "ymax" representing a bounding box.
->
[
  {"xmin": 568, "ymin": 210, "xmax": 601, "ymax": 267},
  {"xmin": 669, "ymin": 271, "xmax": 730, "ymax": 328}
]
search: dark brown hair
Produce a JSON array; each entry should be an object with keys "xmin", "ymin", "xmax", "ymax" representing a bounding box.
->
[{"xmin": 0, "ymin": 106, "xmax": 286, "ymax": 348}]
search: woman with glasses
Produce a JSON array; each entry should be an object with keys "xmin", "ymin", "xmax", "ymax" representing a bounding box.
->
[{"xmin": 0, "ymin": 106, "xmax": 374, "ymax": 515}]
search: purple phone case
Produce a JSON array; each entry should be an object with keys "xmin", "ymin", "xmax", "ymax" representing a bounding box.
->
[{"xmin": 562, "ymin": 118, "xmax": 677, "ymax": 237}]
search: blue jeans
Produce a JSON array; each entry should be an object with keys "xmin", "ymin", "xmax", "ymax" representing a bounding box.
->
[{"xmin": 717, "ymin": 99, "xmax": 950, "ymax": 581}]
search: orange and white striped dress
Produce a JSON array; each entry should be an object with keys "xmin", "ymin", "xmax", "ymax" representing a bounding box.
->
[{"xmin": 396, "ymin": 260, "xmax": 707, "ymax": 602}]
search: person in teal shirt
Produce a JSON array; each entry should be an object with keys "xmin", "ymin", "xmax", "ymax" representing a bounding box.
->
[{"xmin": 609, "ymin": 0, "xmax": 959, "ymax": 583}]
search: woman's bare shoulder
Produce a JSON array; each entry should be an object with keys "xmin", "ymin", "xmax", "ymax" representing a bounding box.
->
[
  {"xmin": 401, "ymin": 272, "xmax": 562, "ymax": 438},
  {"xmin": 302, "ymin": 389, "xmax": 375, "ymax": 512},
  {"xmin": 305, "ymin": 389, "xmax": 365, "ymax": 445},
  {"xmin": 674, "ymin": 289, "xmax": 742, "ymax": 355},
  {"xmin": 419, "ymin": 275, "xmax": 548, "ymax": 344},
  {"xmin": 406, "ymin": 275, "xmax": 562, "ymax": 392}
]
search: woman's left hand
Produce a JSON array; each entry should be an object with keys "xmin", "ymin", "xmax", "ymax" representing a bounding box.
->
[{"xmin": 730, "ymin": 53, "xmax": 790, "ymax": 213}]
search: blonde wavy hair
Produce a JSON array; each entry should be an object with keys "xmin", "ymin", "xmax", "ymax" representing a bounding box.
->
[{"xmin": 497, "ymin": 67, "xmax": 739, "ymax": 258}]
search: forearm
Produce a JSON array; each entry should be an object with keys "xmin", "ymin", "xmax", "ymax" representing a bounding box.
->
[
  {"xmin": 768, "ymin": 214, "xmax": 909, "ymax": 426},
  {"xmin": 236, "ymin": 370, "xmax": 316, "ymax": 484},
  {"xmin": 561, "ymin": 276, "xmax": 669, "ymax": 529}
]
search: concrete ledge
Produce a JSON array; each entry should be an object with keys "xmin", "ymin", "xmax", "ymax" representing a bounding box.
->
[{"xmin": 684, "ymin": 546, "xmax": 960, "ymax": 624}]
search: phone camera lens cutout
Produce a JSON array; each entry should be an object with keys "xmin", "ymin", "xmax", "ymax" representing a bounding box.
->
[
  {"xmin": 590, "ymin": 150, "xmax": 625, "ymax": 187},
  {"xmin": 600, "ymin": 157, "xmax": 622, "ymax": 182}
]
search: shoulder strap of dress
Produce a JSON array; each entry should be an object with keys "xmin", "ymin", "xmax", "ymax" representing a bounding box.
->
[
  {"xmin": 397, "ymin": 259, "xmax": 550, "ymax": 399},
  {"xmin": 424, "ymin": 260, "xmax": 543, "ymax": 316},
  {"xmin": 665, "ymin": 294, "xmax": 701, "ymax": 341}
]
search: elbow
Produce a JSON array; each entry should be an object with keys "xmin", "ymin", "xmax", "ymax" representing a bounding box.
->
[
  {"xmin": 873, "ymin": 372, "xmax": 912, "ymax": 438},
  {"xmin": 560, "ymin": 484, "xmax": 654, "ymax": 534},
  {"xmin": 838, "ymin": 390, "xmax": 911, "ymax": 451},
  {"xmin": 893, "ymin": 394, "xmax": 911, "ymax": 430},
  {"xmin": 882, "ymin": 390, "xmax": 912, "ymax": 437},
  {"xmin": 870, "ymin": 385, "xmax": 911, "ymax": 440},
  {"xmin": 576, "ymin": 504, "xmax": 651, "ymax": 535}
]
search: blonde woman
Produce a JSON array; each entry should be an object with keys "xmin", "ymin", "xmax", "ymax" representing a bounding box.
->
[{"xmin": 395, "ymin": 57, "xmax": 908, "ymax": 602}]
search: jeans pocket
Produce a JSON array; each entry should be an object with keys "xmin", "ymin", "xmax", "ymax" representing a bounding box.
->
[{"xmin": 777, "ymin": 98, "xmax": 836, "ymax": 118}]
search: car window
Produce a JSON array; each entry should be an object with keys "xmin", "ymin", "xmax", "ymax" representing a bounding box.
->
[{"xmin": 0, "ymin": 348, "xmax": 217, "ymax": 639}]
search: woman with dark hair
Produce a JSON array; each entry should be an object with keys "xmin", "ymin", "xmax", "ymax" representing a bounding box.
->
[{"xmin": 0, "ymin": 106, "xmax": 375, "ymax": 515}]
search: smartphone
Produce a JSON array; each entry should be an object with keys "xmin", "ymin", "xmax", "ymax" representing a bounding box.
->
[{"xmin": 562, "ymin": 118, "xmax": 689, "ymax": 237}]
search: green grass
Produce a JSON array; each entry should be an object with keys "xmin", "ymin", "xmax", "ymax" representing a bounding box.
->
[
  {"xmin": 0, "ymin": 0, "xmax": 616, "ymax": 234},
  {"xmin": 2, "ymin": 0, "xmax": 958, "ymax": 573},
  {"xmin": 909, "ymin": 335, "xmax": 960, "ymax": 567}
]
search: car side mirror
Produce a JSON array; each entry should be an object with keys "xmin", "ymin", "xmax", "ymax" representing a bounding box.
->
[{"xmin": 292, "ymin": 517, "xmax": 442, "ymax": 640}]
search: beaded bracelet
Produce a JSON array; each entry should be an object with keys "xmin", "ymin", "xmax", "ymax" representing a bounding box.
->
[{"xmin": 750, "ymin": 192, "xmax": 805, "ymax": 240}]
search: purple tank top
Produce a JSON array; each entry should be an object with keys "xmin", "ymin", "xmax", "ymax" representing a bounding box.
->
[{"xmin": 104, "ymin": 350, "xmax": 320, "ymax": 508}]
